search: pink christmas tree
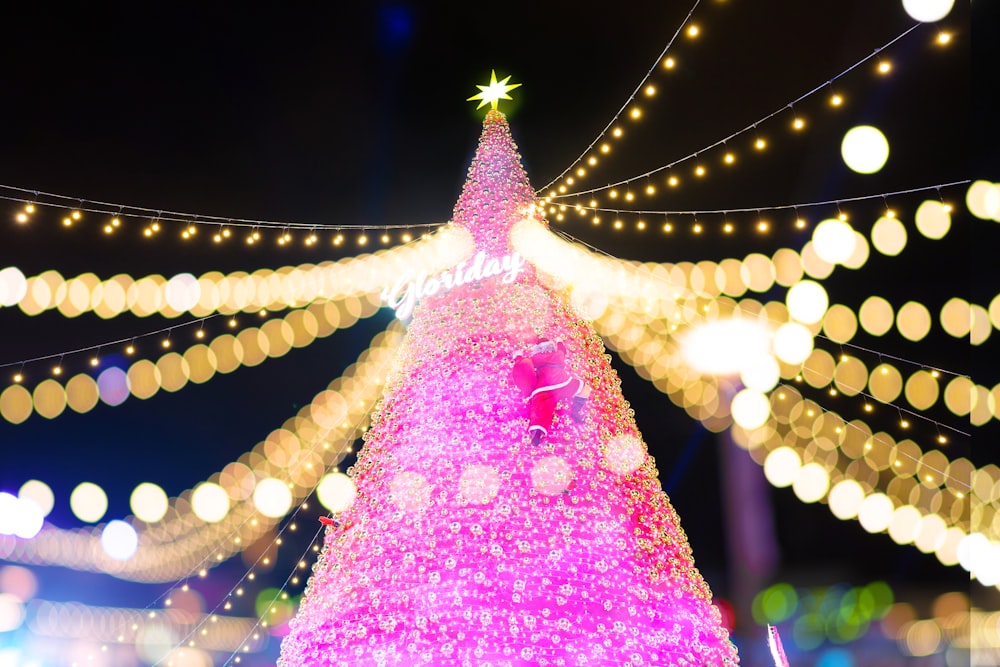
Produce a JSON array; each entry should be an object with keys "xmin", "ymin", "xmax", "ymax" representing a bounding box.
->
[{"xmin": 279, "ymin": 109, "xmax": 740, "ymax": 666}]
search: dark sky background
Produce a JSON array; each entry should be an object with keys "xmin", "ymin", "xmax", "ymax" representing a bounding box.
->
[{"xmin": 0, "ymin": 1, "xmax": 994, "ymax": 664}]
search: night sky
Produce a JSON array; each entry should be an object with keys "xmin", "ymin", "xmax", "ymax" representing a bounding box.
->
[{"xmin": 0, "ymin": 1, "xmax": 994, "ymax": 664}]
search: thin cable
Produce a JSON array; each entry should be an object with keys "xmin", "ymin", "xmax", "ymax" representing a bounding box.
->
[
  {"xmin": 0, "ymin": 185, "xmax": 443, "ymax": 231},
  {"xmin": 817, "ymin": 335, "xmax": 969, "ymax": 381},
  {"xmin": 557, "ymin": 180, "xmax": 970, "ymax": 216},
  {"xmin": 549, "ymin": 24, "xmax": 923, "ymax": 198},
  {"xmin": 537, "ymin": 0, "xmax": 704, "ymax": 192}
]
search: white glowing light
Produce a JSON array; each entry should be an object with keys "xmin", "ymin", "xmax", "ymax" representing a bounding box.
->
[
  {"xmin": 680, "ymin": 317, "xmax": 772, "ymax": 376},
  {"xmin": 965, "ymin": 536, "xmax": 1000, "ymax": 586},
  {"xmin": 772, "ymin": 322, "xmax": 813, "ymax": 365},
  {"xmin": 101, "ymin": 520, "xmax": 139, "ymax": 560},
  {"xmin": 786, "ymin": 280, "xmax": 829, "ymax": 325},
  {"xmin": 530, "ymin": 456, "xmax": 574, "ymax": 495},
  {"xmin": 569, "ymin": 287, "xmax": 608, "ymax": 321},
  {"xmin": 812, "ymin": 218, "xmax": 857, "ymax": 264},
  {"xmin": 828, "ymin": 479, "xmax": 865, "ymax": 519},
  {"xmin": 902, "ymin": 0, "xmax": 954, "ymax": 22},
  {"xmin": 731, "ymin": 389, "xmax": 771, "ymax": 430},
  {"xmin": 253, "ymin": 478, "xmax": 293, "ymax": 519},
  {"xmin": 792, "ymin": 462, "xmax": 830, "ymax": 503},
  {"xmin": 390, "ymin": 471, "xmax": 431, "ymax": 511},
  {"xmin": 871, "ymin": 216, "xmax": 908, "ymax": 256},
  {"xmin": 11, "ymin": 498, "xmax": 42, "ymax": 539},
  {"xmin": 0, "ymin": 493, "xmax": 41, "ymax": 538},
  {"xmin": 740, "ymin": 355, "xmax": 780, "ymax": 392},
  {"xmin": 164, "ymin": 273, "xmax": 201, "ymax": 312},
  {"xmin": 0, "ymin": 494, "xmax": 16, "ymax": 535},
  {"xmin": 69, "ymin": 482, "xmax": 108, "ymax": 523},
  {"xmin": 961, "ymin": 534, "xmax": 1000, "ymax": 585},
  {"xmin": 858, "ymin": 493, "xmax": 894, "ymax": 533},
  {"xmin": 0, "ymin": 593, "xmax": 25, "ymax": 632},
  {"xmin": 914, "ymin": 513, "xmax": 947, "ymax": 554},
  {"xmin": 458, "ymin": 465, "xmax": 501, "ymax": 504},
  {"xmin": 18, "ymin": 480, "xmax": 54, "ymax": 517},
  {"xmin": 763, "ymin": 447, "xmax": 801, "ymax": 488},
  {"xmin": 0, "ymin": 267, "xmax": 27, "ymax": 308},
  {"xmin": 603, "ymin": 435, "xmax": 647, "ymax": 475},
  {"xmin": 130, "ymin": 483, "xmax": 169, "ymax": 523},
  {"xmin": 914, "ymin": 199, "xmax": 951, "ymax": 239},
  {"xmin": 191, "ymin": 482, "xmax": 230, "ymax": 523},
  {"xmin": 317, "ymin": 472, "xmax": 358, "ymax": 513},
  {"xmin": 965, "ymin": 180, "xmax": 1000, "ymax": 221},
  {"xmin": 957, "ymin": 532, "xmax": 987, "ymax": 572},
  {"xmin": 888, "ymin": 504, "xmax": 922, "ymax": 545},
  {"xmin": 841, "ymin": 125, "xmax": 889, "ymax": 174}
]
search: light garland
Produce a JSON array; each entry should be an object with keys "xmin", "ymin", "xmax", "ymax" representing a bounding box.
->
[
  {"xmin": 543, "ymin": 24, "xmax": 928, "ymax": 201},
  {"xmin": 25, "ymin": 599, "xmax": 264, "ymax": 655},
  {"xmin": 1, "ymin": 183, "xmax": 442, "ymax": 240},
  {"xmin": 539, "ymin": 182, "xmax": 966, "ymax": 237},
  {"xmin": 537, "ymin": 0, "xmax": 709, "ymax": 192},
  {"xmin": 0, "ymin": 296, "xmax": 379, "ymax": 424},
  {"xmin": 0, "ymin": 324, "xmax": 404, "ymax": 581},
  {"xmin": 0, "ymin": 223, "xmax": 470, "ymax": 322}
]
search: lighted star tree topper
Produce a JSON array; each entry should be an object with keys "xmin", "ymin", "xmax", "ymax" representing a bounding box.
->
[{"xmin": 467, "ymin": 69, "xmax": 522, "ymax": 110}]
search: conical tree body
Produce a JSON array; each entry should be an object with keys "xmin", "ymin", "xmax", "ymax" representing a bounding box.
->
[{"xmin": 280, "ymin": 111, "xmax": 739, "ymax": 666}]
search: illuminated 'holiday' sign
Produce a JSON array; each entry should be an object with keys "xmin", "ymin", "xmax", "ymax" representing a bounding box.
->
[{"xmin": 382, "ymin": 250, "xmax": 526, "ymax": 318}]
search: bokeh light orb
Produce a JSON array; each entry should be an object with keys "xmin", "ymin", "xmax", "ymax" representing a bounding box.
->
[
  {"xmin": 680, "ymin": 317, "xmax": 772, "ymax": 376},
  {"xmin": 69, "ymin": 482, "xmax": 108, "ymax": 523},
  {"xmin": 812, "ymin": 219, "xmax": 857, "ymax": 264},
  {"xmin": 11, "ymin": 499, "xmax": 42, "ymax": 539},
  {"xmin": 130, "ymin": 483, "xmax": 169, "ymax": 523},
  {"xmin": 0, "ymin": 493, "xmax": 43, "ymax": 539},
  {"xmin": 764, "ymin": 447, "xmax": 801, "ymax": 488},
  {"xmin": 136, "ymin": 621, "xmax": 178, "ymax": 665},
  {"xmin": 915, "ymin": 199, "xmax": 951, "ymax": 240},
  {"xmin": 0, "ymin": 593, "xmax": 25, "ymax": 632},
  {"xmin": 0, "ymin": 565, "xmax": 38, "ymax": 602},
  {"xmin": 316, "ymin": 472, "xmax": 358, "ymax": 513},
  {"xmin": 792, "ymin": 462, "xmax": 830, "ymax": 503},
  {"xmin": 902, "ymin": 0, "xmax": 954, "ymax": 22},
  {"xmin": 828, "ymin": 479, "xmax": 865, "ymax": 519},
  {"xmin": 164, "ymin": 272, "xmax": 201, "ymax": 312},
  {"xmin": 858, "ymin": 493, "xmax": 894, "ymax": 534},
  {"xmin": 731, "ymin": 389, "xmax": 771, "ymax": 430},
  {"xmin": 191, "ymin": 482, "xmax": 230, "ymax": 523},
  {"xmin": 530, "ymin": 456, "xmax": 574, "ymax": 495},
  {"xmin": 786, "ymin": 280, "xmax": 829, "ymax": 325},
  {"xmin": 773, "ymin": 322, "xmax": 814, "ymax": 365},
  {"xmin": 0, "ymin": 494, "xmax": 17, "ymax": 535},
  {"xmin": 965, "ymin": 180, "xmax": 1000, "ymax": 220},
  {"xmin": 603, "ymin": 435, "xmax": 647, "ymax": 475},
  {"xmin": 871, "ymin": 216, "xmax": 907, "ymax": 256},
  {"xmin": 101, "ymin": 520, "xmax": 139, "ymax": 560},
  {"xmin": 253, "ymin": 478, "xmax": 293, "ymax": 519},
  {"xmin": 0, "ymin": 267, "xmax": 27, "ymax": 307},
  {"xmin": 841, "ymin": 125, "xmax": 889, "ymax": 174},
  {"xmin": 458, "ymin": 464, "xmax": 501, "ymax": 504},
  {"xmin": 740, "ymin": 355, "xmax": 780, "ymax": 392},
  {"xmin": 18, "ymin": 479, "xmax": 54, "ymax": 517}
]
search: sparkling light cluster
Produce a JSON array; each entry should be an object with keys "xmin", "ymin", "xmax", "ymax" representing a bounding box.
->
[{"xmin": 280, "ymin": 110, "xmax": 738, "ymax": 665}]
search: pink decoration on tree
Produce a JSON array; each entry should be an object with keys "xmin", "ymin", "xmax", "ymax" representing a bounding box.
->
[{"xmin": 279, "ymin": 110, "xmax": 740, "ymax": 666}]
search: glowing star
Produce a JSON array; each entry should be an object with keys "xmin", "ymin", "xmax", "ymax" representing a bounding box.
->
[{"xmin": 467, "ymin": 70, "xmax": 522, "ymax": 110}]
